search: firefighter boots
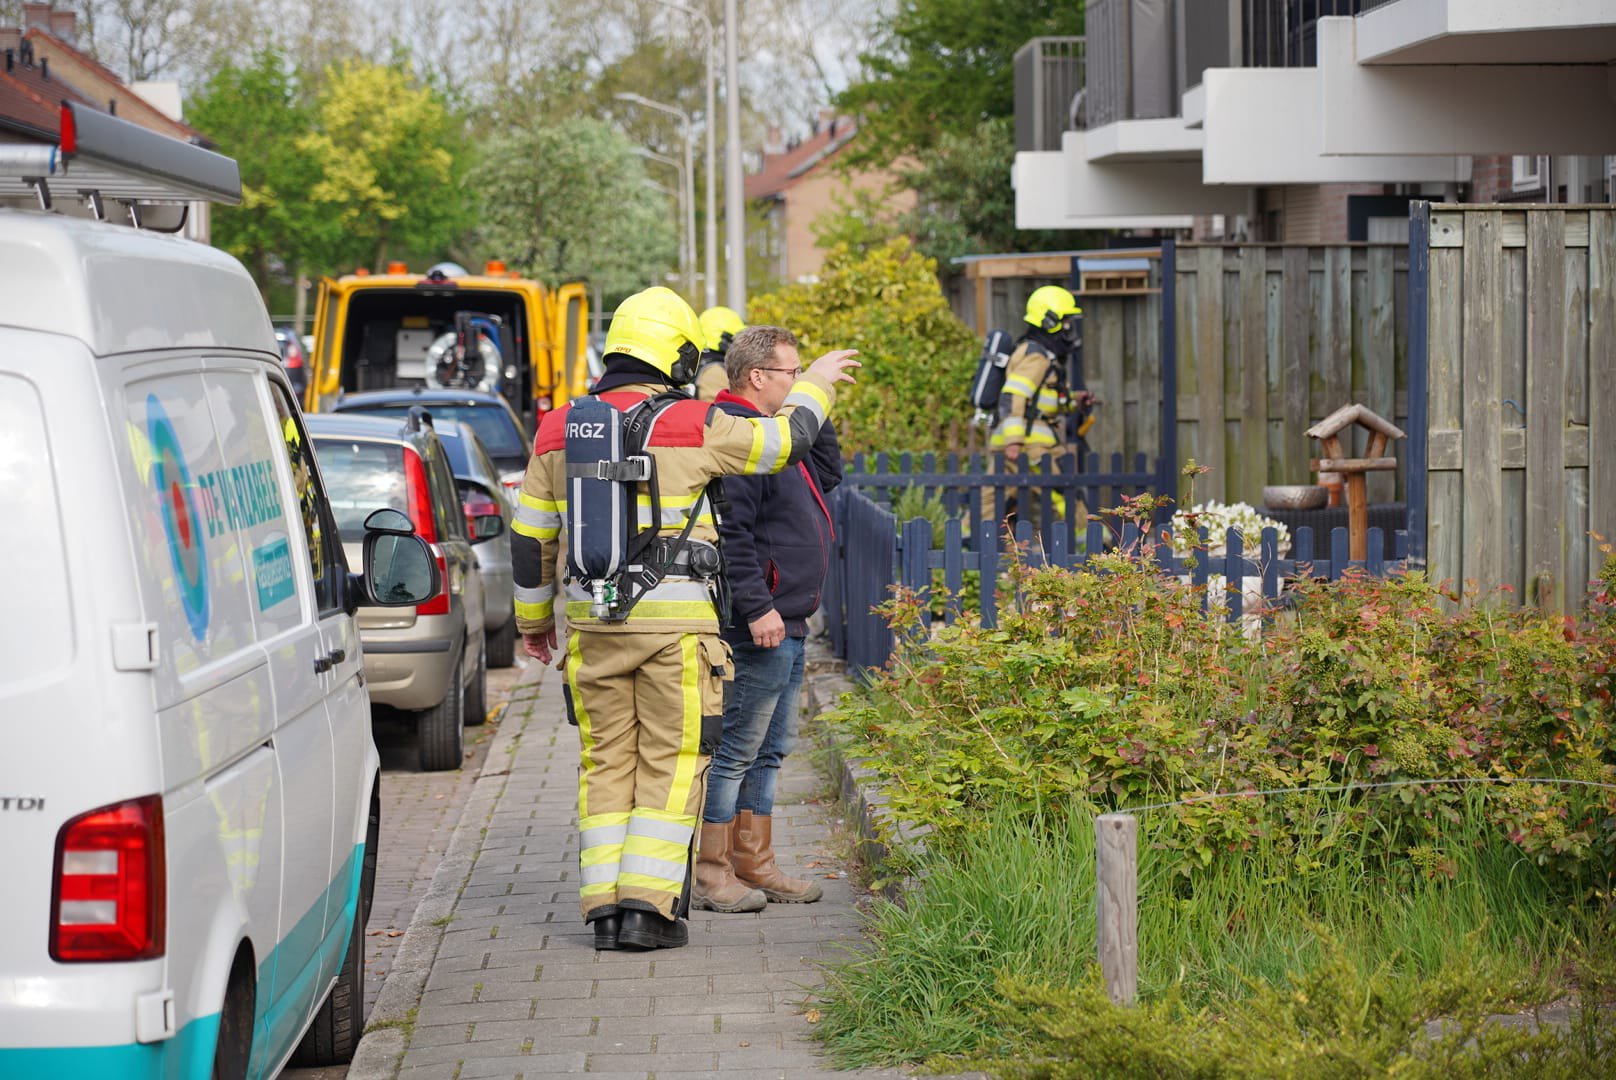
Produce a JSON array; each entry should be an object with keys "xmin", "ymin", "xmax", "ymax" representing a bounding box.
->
[
  {"xmin": 590, "ymin": 910, "xmax": 621, "ymax": 951},
  {"xmin": 731, "ymin": 810, "xmax": 823, "ymax": 903},
  {"xmin": 692, "ymin": 821, "xmax": 767, "ymax": 913},
  {"xmin": 618, "ymin": 907, "xmax": 689, "ymax": 950}
]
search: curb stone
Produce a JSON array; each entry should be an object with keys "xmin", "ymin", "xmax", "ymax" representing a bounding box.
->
[
  {"xmin": 801, "ymin": 641, "xmax": 929, "ymax": 901},
  {"xmin": 346, "ymin": 661, "xmax": 545, "ymax": 1080}
]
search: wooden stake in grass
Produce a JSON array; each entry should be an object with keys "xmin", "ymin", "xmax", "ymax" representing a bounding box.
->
[{"xmin": 1096, "ymin": 812, "xmax": 1138, "ymax": 1005}]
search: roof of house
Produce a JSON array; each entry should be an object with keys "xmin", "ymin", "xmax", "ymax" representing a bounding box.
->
[
  {"xmin": 743, "ymin": 118, "xmax": 858, "ymax": 201},
  {"xmin": 18, "ymin": 28, "xmax": 200, "ymax": 142},
  {"xmin": 0, "ymin": 46, "xmax": 99, "ymax": 141}
]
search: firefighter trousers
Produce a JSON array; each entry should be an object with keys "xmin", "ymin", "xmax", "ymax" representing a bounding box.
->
[
  {"xmin": 565, "ymin": 628, "xmax": 730, "ymax": 922},
  {"xmin": 982, "ymin": 441, "xmax": 1080, "ymax": 544}
]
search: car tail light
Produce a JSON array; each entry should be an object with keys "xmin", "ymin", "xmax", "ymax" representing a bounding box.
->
[
  {"xmin": 51, "ymin": 796, "xmax": 165, "ymax": 962},
  {"xmin": 405, "ymin": 449, "xmax": 451, "ymax": 616}
]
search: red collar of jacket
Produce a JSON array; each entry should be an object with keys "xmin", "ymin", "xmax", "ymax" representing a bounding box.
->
[{"xmin": 714, "ymin": 388, "xmax": 762, "ymax": 413}]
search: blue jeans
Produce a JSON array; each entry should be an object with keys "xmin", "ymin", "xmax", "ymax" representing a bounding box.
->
[{"xmin": 703, "ymin": 636, "xmax": 807, "ymax": 823}]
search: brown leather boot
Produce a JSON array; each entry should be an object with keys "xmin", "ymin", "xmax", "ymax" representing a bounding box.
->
[
  {"xmin": 730, "ymin": 810, "xmax": 823, "ymax": 903},
  {"xmin": 691, "ymin": 820, "xmax": 766, "ymax": 913}
]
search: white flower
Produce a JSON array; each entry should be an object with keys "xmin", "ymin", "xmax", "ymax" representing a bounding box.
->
[{"xmin": 1169, "ymin": 501, "xmax": 1291, "ymax": 557}]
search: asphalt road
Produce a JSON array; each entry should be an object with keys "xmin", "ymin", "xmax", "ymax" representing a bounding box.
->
[{"xmin": 282, "ymin": 655, "xmax": 529, "ymax": 1080}]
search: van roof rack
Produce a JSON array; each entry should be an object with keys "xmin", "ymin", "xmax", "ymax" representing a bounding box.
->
[{"xmin": 0, "ymin": 101, "xmax": 241, "ymax": 224}]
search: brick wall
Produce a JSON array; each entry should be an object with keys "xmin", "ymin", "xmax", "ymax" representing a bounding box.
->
[
  {"xmin": 1317, "ymin": 183, "xmax": 1392, "ymax": 242},
  {"xmin": 1468, "ymin": 155, "xmax": 1516, "ymax": 203}
]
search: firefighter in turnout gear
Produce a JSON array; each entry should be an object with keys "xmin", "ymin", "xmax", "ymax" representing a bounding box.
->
[
  {"xmin": 989, "ymin": 285, "xmax": 1091, "ymax": 533},
  {"xmin": 511, "ymin": 286, "xmax": 859, "ymax": 951},
  {"xmin": 694, "ymin": 305, "xmax": 745, "ymax": 401}
]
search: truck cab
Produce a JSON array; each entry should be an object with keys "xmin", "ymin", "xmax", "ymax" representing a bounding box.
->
[{"xmin": 306, "ymin": 262, "xmax": 590, "ymax": 436}]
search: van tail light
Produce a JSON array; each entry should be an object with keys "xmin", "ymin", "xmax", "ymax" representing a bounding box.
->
[
  {"xmin": 405, "ymin": 449, "xmax": 451, "ymax": 616},
  {"xmin": 51, "ymin": 795, "xmax": 165, "ymax": 962}
]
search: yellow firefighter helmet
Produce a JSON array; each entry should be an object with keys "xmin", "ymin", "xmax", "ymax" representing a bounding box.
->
[{"xmin": 604, "ymin": 287, "xmax": 707, "ymax": 384}]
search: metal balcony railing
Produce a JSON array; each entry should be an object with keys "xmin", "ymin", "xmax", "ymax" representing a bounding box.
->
[
  {"xmin": 1014, "ymin": 37, "xmax": 1086, "ymax": 153},
  {"xmin": 1241, "ymin": 0, "xmax": 1366, "ymax": 69},
  {"xmin": 1081, "ymin": 0, "xmax": 1369, "ymax": 129}
]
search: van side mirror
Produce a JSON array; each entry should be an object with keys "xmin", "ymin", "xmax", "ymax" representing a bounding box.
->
[
  {"xmin": 472, "ymin": 514, "xmax": 504, "ymax": 542},
  {"xmin": 352, "ymin": 513, "xmax": 441, "ymax": 607},
  {"xmin": 360, "ymin": 533, "xmax": 440, "ymax": 606},
  {"xmin": 363, "ymin": 507, "xmax": 414, "ymax": 534}
]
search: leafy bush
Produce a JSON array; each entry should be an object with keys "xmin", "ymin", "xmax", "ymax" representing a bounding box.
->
[
  {"xmin": 814, "ymin": 540, "xmax": 1616, "ymax": 1073},
  {"xmin": 835, "ymin": 554, "xmax": 1616, "ymax": 895},
  {"xmin": 747, "ymin": 238, "xmax": 979, "ymax": 453}
]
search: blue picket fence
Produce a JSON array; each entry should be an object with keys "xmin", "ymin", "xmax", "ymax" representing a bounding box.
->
[
  {"xmin": 825, "ymin": 485, "xmax": 1412, "ymax": 673},
  {"xmin": 844, "ymin": 449, "xmax": 1160, "ymax": 556}
]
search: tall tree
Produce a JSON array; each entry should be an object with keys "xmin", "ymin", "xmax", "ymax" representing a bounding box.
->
[
  {"xmin": 837, "ymin": 0, "xmax": 1081, "ymax": 162},
  {"xmin": 468, "ymin": 116, "xmax": 679, "ymax": 302},
  {"xmin": 295, "ymin": 60, "xmax": 471, "ymax": 269},
  {"xmin": 186, "ymin": 50, "xmax": 321, "ymax": 296}
]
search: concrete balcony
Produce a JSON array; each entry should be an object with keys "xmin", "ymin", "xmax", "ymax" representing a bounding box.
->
[
  {"xmin": 1012, "ymin": 0, "xmax": 1613, "ymax": 228},
  {"xmin": 1355, "ymin": 0, "xmax": 1616, "ymax": 65}
]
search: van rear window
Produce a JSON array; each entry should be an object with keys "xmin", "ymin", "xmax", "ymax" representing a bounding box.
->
[
  {"xmin": 314, "ymin": 439, "xmax": 407, "ymax": 542},
  {"xmin": 0, "ymin": 376, "xmax": 74, "ymax": 686}
]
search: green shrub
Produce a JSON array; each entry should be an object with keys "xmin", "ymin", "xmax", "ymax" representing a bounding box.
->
[
  {"xmin": 747, "ymin": 238, "xmax": 978, "ymax": 453},
  {"xmin": 834, "ymin": 553, "xmax": 1616, "ymax": 897}
]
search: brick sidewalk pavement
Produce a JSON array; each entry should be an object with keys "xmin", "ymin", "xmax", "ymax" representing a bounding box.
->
[{"xmin": 349, "ymin": 659, "xmax": 927, "ymax": 1080}]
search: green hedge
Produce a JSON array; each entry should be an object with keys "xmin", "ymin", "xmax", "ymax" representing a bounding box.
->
[{"xmin": 748, "ymin": 238, "xmax": 978, "ymax": 453}]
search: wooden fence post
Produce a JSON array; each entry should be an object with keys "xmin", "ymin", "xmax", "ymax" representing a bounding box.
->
[{"xmin": 1095, "ymin": 812, "xmax": 1138, "ymax": 1005}]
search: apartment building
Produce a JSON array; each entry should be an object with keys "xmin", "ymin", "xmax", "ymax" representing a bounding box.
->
[{"xmin": 1014, "ymin": 1, "xmax": 1616, "ymax": 242}]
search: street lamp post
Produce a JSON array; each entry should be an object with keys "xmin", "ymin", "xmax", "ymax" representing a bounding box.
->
[
  {"xmin": 650, "ymin": 0, "xmax": 719, "ymax": 311},
  {"xmin": 616, "ymin": 92, "xmax": 697, "ymax": 302},
  {"xmin": 635, "ymin": 148, "xmax": 687, "ymax": 290},
  {"xmin": 724, "ymin": 0, "xmax": 744, "ymax": 314}
]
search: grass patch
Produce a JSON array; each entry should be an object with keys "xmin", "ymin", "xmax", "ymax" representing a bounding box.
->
[
  {"xmin": 364, "ymin": 1005, "xmax": 418, "ymax": 1039},
  {"xmin": 815, "ymin": 798, "xmax": 1614, "ymax": 1072}
]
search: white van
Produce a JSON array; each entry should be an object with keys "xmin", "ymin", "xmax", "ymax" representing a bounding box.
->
[{"xmin": 0, "ymin": 109, "xmax": 440, "ymax": 1078}]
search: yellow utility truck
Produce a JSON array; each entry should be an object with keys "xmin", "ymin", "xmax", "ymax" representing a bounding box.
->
[{"xmin": 305, "ymin": 261, "xmax": 590, "ymax": 432}]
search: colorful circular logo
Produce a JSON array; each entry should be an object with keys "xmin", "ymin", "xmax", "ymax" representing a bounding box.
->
[{"xmin": 147, "ymin": 394, "xmax": 210, "ymax": 641}]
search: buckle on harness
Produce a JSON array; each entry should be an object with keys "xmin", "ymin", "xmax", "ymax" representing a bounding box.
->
[{"xmin": 566, "ymin": 455, "xmax": 652, "ymax": 482}]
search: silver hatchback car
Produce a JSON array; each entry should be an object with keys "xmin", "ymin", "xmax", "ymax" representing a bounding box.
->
[{"xmin": 307, "ymin": 411, "xmax": 488, "ymax": 771}]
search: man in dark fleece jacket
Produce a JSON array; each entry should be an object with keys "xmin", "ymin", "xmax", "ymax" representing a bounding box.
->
[{"xmin": 694, "ymin": 325, "xmax": 840, "ymax": 912}]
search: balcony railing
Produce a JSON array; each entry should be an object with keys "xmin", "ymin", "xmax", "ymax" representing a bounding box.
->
[
  {"xmin": 1241, "ymin": 0, "xmax": 1366, "ymax": 69},
  {"xmin": 1014, "ymin": 37, "xmax": 1086, "ymax": 153},
  {"xmin": 1082, "ymin": 0, "xmax": 1369, "ymax": 129}
]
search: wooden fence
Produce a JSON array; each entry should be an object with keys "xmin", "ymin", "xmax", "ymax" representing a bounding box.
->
[
  {"xmin": 939, "ymin": 244, "xmax": 1410, "ymax": 513},
  {"xmin": 1169, "ymin": 243, "xmax": 1410, "ymax": 509},
  {"xmin": 1410, "ymin": 204, "xmax": 1616, "ymax": 613}
]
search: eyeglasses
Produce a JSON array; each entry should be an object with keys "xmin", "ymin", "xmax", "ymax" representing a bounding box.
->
[{"xmin": 756, "ymin": 367, "xmax": 802, "ymax": 378}]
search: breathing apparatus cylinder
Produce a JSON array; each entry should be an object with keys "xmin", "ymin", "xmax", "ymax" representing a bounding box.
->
[
  {"xmin": 565, "ymin": 396, "xmax": 645, "ymax": 618},
  {"xmin": 970, "ymin": 328, "xmax": 1015, "ymax": 423}
]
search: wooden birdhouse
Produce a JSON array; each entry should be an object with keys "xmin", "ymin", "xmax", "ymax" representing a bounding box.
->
[{"xmin": 1306, "ymin": 404, "xmax": 1405, "ymax": 562}]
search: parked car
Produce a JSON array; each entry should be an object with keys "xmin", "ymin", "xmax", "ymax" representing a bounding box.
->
[
  {"xmin": 0, "ymin": 204, "xmax": 439, "ymax": 1075},
  {"xmin": 432, "ymin": 421, "xmax": 518, "ymax": 669},
  {"xmin": 274, "ymin": 323, "xmax": 310, "ymax": 399},
  {"xmin": 306, "ymin": 411, "xmax": 488, "ymax": 770},
  {"xmin": 330, "ymin": 388, "xmax": 532, "ymax": 501}
]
